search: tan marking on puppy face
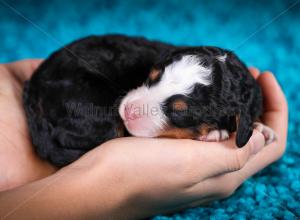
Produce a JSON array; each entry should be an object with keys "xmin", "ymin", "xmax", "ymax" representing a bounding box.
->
[
  {"xmin": 149, "ymin": 69, "xmax": 160, "ymax": 81},
  {"xmin": 172, "ymin": 99, "xmax": 188, "ymax": 111},
  {"xmin": 158, "ymin": 127, "xmax": 195, "ymax": 139}
]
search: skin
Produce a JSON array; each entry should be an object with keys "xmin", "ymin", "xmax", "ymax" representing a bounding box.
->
[{"xmin": 0, "ymin": 60, "xmax": 288, "ymax": 219}]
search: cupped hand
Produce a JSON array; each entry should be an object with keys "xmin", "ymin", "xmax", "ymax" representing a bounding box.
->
[
  {"xmin": 69, "ymin": 67, "xmax": 287, "ymax": 219},
  {"xmin": 0, "ymin": 60, "xmax": 57, "ymax": 191},
  {"xmin": 0, "ymin": 62, "xmax": 287, "ymax": 220}
]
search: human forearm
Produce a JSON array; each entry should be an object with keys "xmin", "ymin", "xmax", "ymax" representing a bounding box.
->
[{"xmin": 0, "ymin": 152, "xmax": 133, "ymax": 220}]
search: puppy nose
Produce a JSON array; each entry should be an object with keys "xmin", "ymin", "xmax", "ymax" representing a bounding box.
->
[{"xmin": 124, "ymin": 104, "xmax": 141, "ymax": 121}]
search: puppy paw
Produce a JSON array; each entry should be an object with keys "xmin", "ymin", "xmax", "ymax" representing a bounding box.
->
[
  {"xmin": 198, "ymin": 129, "xmax": 229, "ymax": 142},
  {"xmin": 254, "ymin": 122, "xmax": 277, "ymax": 145}
]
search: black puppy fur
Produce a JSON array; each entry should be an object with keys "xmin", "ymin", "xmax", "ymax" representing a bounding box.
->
[
  {"xmin": 24, "ymin": 35, "xmax": 175, "ymax": 167},
  {"xmin": 23, "ymin": 35, "xmax": 262, "ymax": 167}
]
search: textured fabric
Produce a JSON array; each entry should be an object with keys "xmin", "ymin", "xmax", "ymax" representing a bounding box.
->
[{"xmin": 0, "ymin": 0, "xmax": 299, "ymax": 219}]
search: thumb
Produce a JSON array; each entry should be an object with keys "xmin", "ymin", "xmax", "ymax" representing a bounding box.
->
[
  {"xmin": 224, "ymin": 130, "xmax": 266, "ymax": 173},
  {"xmin": 195, "ymin": 130, "xmax": 266, "ymax": 179}
]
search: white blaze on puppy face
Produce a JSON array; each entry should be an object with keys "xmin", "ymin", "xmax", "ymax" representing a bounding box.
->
[{"xmin": 119, "ymin": 55, "xmax": 213, "ymax": 137}]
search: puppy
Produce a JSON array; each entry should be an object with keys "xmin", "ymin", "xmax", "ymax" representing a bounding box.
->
[
  {"xmin": 119, "ymin": 47, "xmax": 276, "ymax": 145},
  {"xmin": 24, "ymin": 35, "xmax": 275, "ymax": 167}
]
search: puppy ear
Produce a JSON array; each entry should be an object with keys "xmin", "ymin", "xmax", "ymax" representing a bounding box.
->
[{"xmin": 236, "ymin": 111, "xmax": 253, "ymax": 148}]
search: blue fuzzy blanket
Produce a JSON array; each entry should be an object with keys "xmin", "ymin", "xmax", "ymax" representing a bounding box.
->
[{"xmin": 0, "ymin": 0, "xmax": 299, "ymax": 219}]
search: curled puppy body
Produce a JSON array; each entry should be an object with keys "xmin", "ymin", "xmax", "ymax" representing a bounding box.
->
[
  {"xmin": 24, "ymin": 35, "xmax": 276, "ymax": 167},
  {"xmin": 24, "ymin": 35, "xmax": 176, "ymax": 167},
  {"xmin": 119, "ymin": 47, "xmax": 276, "ymax": 147}
]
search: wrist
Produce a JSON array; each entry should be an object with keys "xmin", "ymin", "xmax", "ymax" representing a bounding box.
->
[{"xmin": 65, "ymin": 147, "xmax": 138, "ymax": 219}]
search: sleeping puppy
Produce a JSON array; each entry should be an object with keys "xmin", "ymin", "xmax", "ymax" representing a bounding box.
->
[
  {"xmin": 24, "ymin": 35, "xmax": 275, "ymax": 167},
  {"xmin": 119, "ymin": 47, "xmax": 276, "ymax": 146}
]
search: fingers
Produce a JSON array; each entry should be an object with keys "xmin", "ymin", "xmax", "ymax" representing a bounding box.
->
[
  {"xmin": 248, "ymin": 67, "xmax": 260, "ymax": 79},
  {"xmin": 221, "ymin": 130, "xmax": 266, "ymax": 172},
  {"xmin": 257, "ymin": 72, "xmax": 287, "ymax": 112},
  {"xmin": 191, "ymin": 130, "xmax": 265, "ymax": 179},
  {"xmin": 5, "ymin": 59, "xmax": 43, "ymax": 83},
  {"xmin": 257, "ymin": 72, "xmax": 288, "ymax": 133},
  {"xmin": 256, "ymin": 72, "xmax": 288, "ymax": 158},
  {"xmin": 181, "ymin": 133, "xmax": 271, "ymax": 206}
]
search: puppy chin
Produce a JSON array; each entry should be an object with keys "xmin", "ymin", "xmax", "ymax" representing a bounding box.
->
[{"xmin": 124, "ymin": 118, "xmax": 163, "ymax": 137}]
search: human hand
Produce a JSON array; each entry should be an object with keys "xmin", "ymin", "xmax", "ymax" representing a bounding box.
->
[
  {"xmin": 0, "ymin": 60, "xmax": 57, "ymax": 191},
  {"xmin": 99, "ymin": 70, "xmax": 287, "ymax": 219},
  {"xmin": 183, "ymin": 68, "xmax": 288, "ymax": 208},
  {"xmin": 1, "ymin": 130, "xmax": 266, "ymax": 219},
  {"xmin": 0, "ymin": 67, "xmax": 287, "ymax": 219}
]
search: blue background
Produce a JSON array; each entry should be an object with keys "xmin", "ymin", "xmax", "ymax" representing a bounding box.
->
[{"xmin": 1, "ymin": 0, "xmax": 299, "ymax": 219}]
